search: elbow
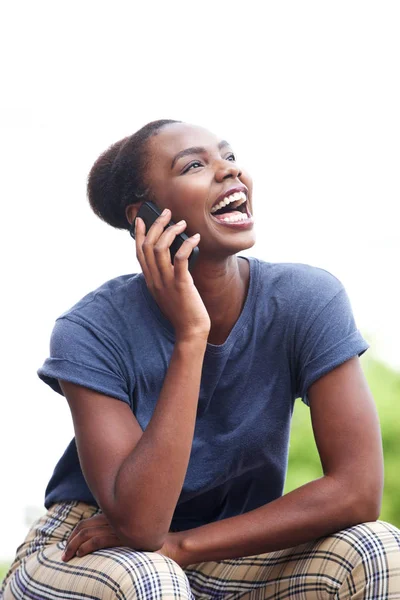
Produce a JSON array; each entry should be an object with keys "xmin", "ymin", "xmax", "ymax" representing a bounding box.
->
[
  {"xmin": 101, "ymin": 499, "xmax": 169, "ymax": 552},
  {"xmin": 124, "ymin": 533, "xmax": 166, "ymax": 553},
  {"xmin": 352, "ymin": 494, "xmax": 382, "ymax": 524},
  {"xmin": 115, "ymin": 520, "xmax": 167, "ymax": 552},
  {"xmin": 345, "ymin": 481, "xmax": 383, "ymax": 525}
]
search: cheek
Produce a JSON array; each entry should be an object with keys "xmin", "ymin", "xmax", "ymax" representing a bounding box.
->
[
  {"xmin": 241, "ymin": 171, "xmax": 253, "ymax": 195},
  {"xmin": 163, "ymin": 177, "xmax": 211, "ymax": 220}
]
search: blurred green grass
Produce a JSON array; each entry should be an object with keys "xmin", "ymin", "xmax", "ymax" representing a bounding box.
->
[
  {"xmin": 285, "ymin": 354, "xmax": 400, "ymax": 527},
  {"xmin": 0, "ymin": 563, "xmax": 9, "ymax": 583},
  {"xmin": 2, "ymin": 355, "xmax": 399, "ymax": 584}
]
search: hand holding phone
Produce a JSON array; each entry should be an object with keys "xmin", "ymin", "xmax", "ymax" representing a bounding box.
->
[
  {"xmin": 133, "ymin": 203, "xmax": 210, "ymax": 342},
  {"xmin": 130, "ymin": 201, "xmax": 199, "ymax": 273}
]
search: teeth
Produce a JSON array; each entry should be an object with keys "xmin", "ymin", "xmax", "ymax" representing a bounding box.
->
[
  {"xmin": 211, "ymin": 191, "xmax": 247, "ymax": 213},
  {"xmin": 222, "ymin": 212, "xmax": 249, "ymax": 223}
]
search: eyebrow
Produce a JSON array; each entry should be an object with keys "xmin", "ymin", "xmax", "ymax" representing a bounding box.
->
[{"xmin": 171, "ymin": 140, "xmax": 231, "ymax": 170}]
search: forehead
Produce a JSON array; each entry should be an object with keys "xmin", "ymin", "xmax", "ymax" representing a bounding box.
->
[{"xmin": 147, "ymin": 123, "xmax": 222, "ymax": 161}]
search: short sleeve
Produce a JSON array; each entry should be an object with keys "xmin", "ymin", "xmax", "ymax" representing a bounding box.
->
[
  {"xmin": 38, "ymin": 316, "xmax": 132, "ymax": 405},
  {"xmin": 293, "ymin": 270, "xmax": 369, "ymax": 405}
]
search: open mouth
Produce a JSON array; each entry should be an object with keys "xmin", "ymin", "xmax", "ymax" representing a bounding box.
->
[{"xmin": 210, "ymin": 191, "xmax": 251, "ymax": 223}]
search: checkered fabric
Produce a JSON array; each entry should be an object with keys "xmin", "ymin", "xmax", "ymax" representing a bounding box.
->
[{"xmin": 2, "ymin": 502, "xmax": 400, "ymax": 599}]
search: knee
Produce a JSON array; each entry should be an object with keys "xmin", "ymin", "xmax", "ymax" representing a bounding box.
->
[
  {"xmin": 345, "ymin": 520, "xmax": 400, "ymax": 561},
  {"xmin": 112, "ymin": 550, "xmax": 193, "ymax": 599},
  {"xmin": 338, "ymin": 521, "xmax": 400, "ymax": 596},
  {"xmin": 2, "ymin": 548, "xmax": 193, "ymax": 600}
]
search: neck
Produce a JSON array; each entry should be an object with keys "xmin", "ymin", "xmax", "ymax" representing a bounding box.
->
[{"xmin": 192, "ymin": 255, "xmax": 250, "ymax": 345}]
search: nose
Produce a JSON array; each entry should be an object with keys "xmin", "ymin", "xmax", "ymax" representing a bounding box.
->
[{"xmin": 215, "ymin": 160, "xmax": 242, "ymax": 182}]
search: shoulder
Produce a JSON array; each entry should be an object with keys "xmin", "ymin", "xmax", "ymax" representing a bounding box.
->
[
  {"xmin": 253, "ymin": 258, "xmax": 344, "ymax": 306},
  {"xmin": 48, "ymin": 272, "xmax": 149, "ymax": 355},
  {"xmin": 58, "ymin": 272, "xmax": 145, "ymax": 325}
]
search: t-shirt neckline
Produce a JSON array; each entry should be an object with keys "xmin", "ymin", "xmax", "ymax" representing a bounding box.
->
[{"xmin": 139, "ymin": 256, "xmax": 260, "ymax": 355}]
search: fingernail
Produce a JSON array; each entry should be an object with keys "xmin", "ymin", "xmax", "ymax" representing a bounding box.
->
[
  {"xmin": 192, "ymin": 233, "xmax": 200, "ymax": 239},
  {"xmin": 176, "ymin": 220, "xmax": 186, "ymax": 226},
  {"xmin": 162, "ymin": 208, "xmax": 169, "ymax": 216}
]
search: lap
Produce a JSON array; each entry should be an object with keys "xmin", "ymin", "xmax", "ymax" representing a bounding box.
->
[
  {"xmin": 185, "ymin": 521, "xmax": 400, "ymax": 599},
  {"xmin": 3, "ymin": 503, "xmax": 400, "ymax": 600},
  {"xmin": 4, "ymin": 542, "xmax": 191, "ymax": 600},
  {"xmin": 2, "ymin": 502, "xmax": 192, "ymax": 600}
]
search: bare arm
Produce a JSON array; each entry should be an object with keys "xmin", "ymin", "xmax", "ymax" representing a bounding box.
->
[
  {"xmin": 62, "ymin": 209, "xmax": 210, "ymax": 552},
  {"xmin": 62, "ymin": 335, "xmax": 206, "ymax": 550},
  {"xmin": 173, "ymin": 357, "xmax": 383, "ymax": 565}
]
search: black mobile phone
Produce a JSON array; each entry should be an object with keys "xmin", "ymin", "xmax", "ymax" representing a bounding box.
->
[{"xmin": 130, "ymin": 201, "xmax": 199, "ymax": 273}]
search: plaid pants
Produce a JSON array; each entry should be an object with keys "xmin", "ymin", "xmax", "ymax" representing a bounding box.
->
[{"xmin": 2, "ymin": 502, "xmax": 400, "ymax": 599}]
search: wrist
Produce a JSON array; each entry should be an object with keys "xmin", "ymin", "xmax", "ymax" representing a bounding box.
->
[{"xmin": 175, "ymin": 331, "xmax": 209, "ymax": 346}]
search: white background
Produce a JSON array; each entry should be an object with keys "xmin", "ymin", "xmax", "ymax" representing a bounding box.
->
[{"xmin": 0, "ymin": 1, "xmax": 399, "ymax": 560}]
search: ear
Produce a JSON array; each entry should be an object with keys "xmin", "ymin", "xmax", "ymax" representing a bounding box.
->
[{"xmin": 125, "ymin": 202, "xmax": 143, "ymax": 226}]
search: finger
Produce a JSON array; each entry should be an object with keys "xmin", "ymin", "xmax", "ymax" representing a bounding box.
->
[
  {"xmin": 62, "ymin": 525, "xmax": 111, "ymax": 562},
  {"xmin": 137, "ymin": 215, "xmax": 167, "ymax": 290},
  {"xmin": 136, "ymin": 208, "xmax": 172, "ymax": 263},
  {"xmin": 140, "ymin": 210, "xmax": 175, "ymax": 288},
  {"xmin": 65, "ymin": 514, "xmax": 107, "ymax": 548},
  {"xmin": 74, "ymin": 534, "xmax": 121, "ymax": 558},
  {"xmin": 142, "ymin": 208, "xmax": 172, "ymax": 244},
  {"xmin": 67, "ymin": 523, "xmax": 108, "ymax": 552},
  {"xmin": 153, "ymin": 220, "xmax": 188, "ymax": 283},
  {"xmin": 173, "ymin": 234, "xmax": 201, "ymax": 282},
  {"xmin": 135, "ymin": 217, "xmax": 151, "ymax": 282}
]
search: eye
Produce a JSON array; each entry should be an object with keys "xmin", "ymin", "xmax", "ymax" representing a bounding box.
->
[
  {"xmin": 182, "ymin": 160, "xmax": 203, "ymax": 174},
  {"xmin": 225, "ymin": 153, "xmax": 236, "ymax": 162}
]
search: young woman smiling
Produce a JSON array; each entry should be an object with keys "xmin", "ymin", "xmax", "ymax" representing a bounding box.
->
[{"xmin": 2, "ymin": 120, "xmax": 400, "ymax": 600}]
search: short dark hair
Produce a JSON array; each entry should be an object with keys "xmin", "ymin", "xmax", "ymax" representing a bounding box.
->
[{"xmin": 87, "ymin": 119, "xmax": 181, "ymax": 230}]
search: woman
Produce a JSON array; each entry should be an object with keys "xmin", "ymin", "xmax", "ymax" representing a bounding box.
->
[{"xmin": 2, "ymin": 119, "xmax": 400, "ymax": 600}]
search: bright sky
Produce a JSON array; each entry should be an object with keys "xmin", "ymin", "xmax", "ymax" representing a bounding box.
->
[{"xmin": 1, "ymin": 1, "xmax": 399, "ymax": 560}]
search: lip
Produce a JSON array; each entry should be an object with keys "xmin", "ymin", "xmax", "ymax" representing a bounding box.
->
[
  {"xmin": 209, "ymin": 184, "xmax": 254, "ymax": 230},
  {"xmin": 210, "ymin": 195, "xmax": 254, "ymax": 229},
  {"xmin": 211, "ymin": 185, "xmax": 249, "ymax": 210},
  {"xmin": 210, "ymin": 212, "xmax": 255, "ymax": 230}
]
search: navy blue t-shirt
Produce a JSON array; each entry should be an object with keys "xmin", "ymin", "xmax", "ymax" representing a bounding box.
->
[{"xmin": 38, "ymin": 257, "xmax": 368, "ymax": 531}]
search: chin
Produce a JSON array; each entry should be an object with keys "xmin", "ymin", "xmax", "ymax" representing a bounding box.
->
[
  {"xmin": 233, "ymin": 232, "xmax": 256, "ymax": 253},
  {"xmin": 222, "ymin": 234, "xmax": 257, "ymax": 257},
  {"xmin": 199, "ymin": 229, "xmax": 256, "ymax": 259},
  {"xmin": 241, "ymin": 235, "xmax": 256, "ymax": 251}
]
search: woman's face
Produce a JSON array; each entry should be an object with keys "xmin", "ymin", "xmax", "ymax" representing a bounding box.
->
[{"xmin": 142, "ymin": 122, "xmax": 256, "ymax": 258}]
